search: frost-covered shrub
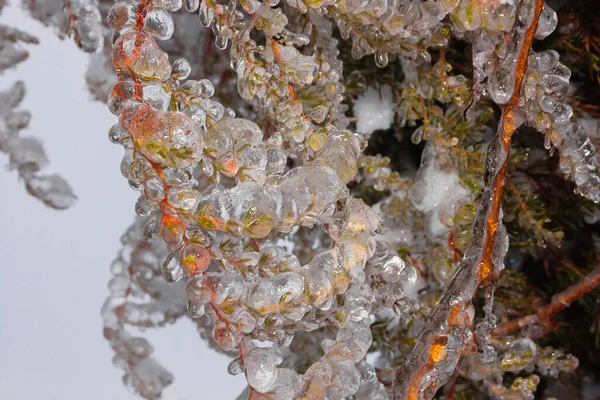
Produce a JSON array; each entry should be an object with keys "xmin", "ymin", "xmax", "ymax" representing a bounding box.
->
[{"xmin": 3, "ymin": 0, "xmax": 600, "ymax": 399}]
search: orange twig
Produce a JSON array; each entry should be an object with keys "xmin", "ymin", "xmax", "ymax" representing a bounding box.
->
[{"xmin": 491, "ymin": 265, "xmax": 600, "ymax": 337}]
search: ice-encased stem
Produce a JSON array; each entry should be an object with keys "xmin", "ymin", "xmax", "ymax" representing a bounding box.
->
[
  {"xmin": 491, "ymin": 264, "xmax": 600, "ymax": 337},
  {"xmin": 392, "ymin": 0, "xmax": 544, "ymax": 398}
]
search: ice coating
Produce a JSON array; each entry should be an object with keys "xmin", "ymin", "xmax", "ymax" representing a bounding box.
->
[
  {"xmin": 5, "ymin": 0, "xmax": 597, "ymax": 396},
  {"xmin": 119, "ymin": 102, "xmax": 204, "ymax": 168},
  {"xmin": 91, "ymin": 0, "xmax": 600, "ymax": 397},
  {"xmin": 104, "ymin": 1, "xmax": 419, "ymax": 398},
  {"xmin": 394, "ymin": 0, "xmax": 544, "ymax": 398},
  {"xmin": 0, "ymin": 27, "xmax": 77, "ymax": 209}
]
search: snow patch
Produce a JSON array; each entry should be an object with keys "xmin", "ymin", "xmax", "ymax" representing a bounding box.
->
[
  {"xmin": 409, "ymin": 143, "xmax": 471, "ymax": 240},
  {"xmin": 353, "ymin": 86, "xmax": 395, "ymax": 135}
]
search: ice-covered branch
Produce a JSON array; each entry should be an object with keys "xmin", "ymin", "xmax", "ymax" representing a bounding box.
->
[
  {"xmin": 492, "ymin": 264, "xmax": 600, "ymax": 337},
  {"xmin": 0, "ymin": 24, "xmax": 76, "ymax": 209},
  {"xmin": 393, "ymin": 1, "xmax": 544, "ymax": 398}
]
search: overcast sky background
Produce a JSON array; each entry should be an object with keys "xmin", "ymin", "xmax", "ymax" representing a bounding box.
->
[{"xmin": 0, "ymin": 4, "xmax": 245, "ymax": 399}]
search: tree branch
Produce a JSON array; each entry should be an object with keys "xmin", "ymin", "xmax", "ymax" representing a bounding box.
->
[
  {"xmin": 491, "ymin": 264, "xmax": 600, "ymax": 337},
  {"xmin": 393, "ymin": 1, "xmax": 544, "ymax": 398}
]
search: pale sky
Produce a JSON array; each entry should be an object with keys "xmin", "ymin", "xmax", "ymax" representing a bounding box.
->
[{"xmin": 0, "ymin": 4, "xmax": 245, "ymax": 399}]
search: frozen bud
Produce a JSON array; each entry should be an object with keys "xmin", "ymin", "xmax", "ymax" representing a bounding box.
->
[
  {"xmin": 255, "ymin": 5, "xmax": 288, "ymax": 36},
  {"xmin": 206, "ymin": 101, "xmax": 225, "ymax": 121},
  {"xmin": 301, "ymin": 257, "xmax": 334, "ymax": 306},
  {"xmin": 500, "ymin": 338, "xmax": 537, "ymax": 372},
  {"xmin": 168, "ymin": 188, "xmax": 200, "ymax": 211},
  {"xmin": 214, "ymin": 272, "xmax": 246, "ymax": 304},
  {"xmin": 247, "ymin": 272, "xmax": 305, "ymax": 316},
  {"xmin": 198, "ymin": 1, "xmax": 215, "ymax": 27},
  {"xmin": 217, "ymin": 153, "xmax": 239, "ymax": 177},
  {"xmin": 203, "ymin": 128, "xmax": 232, "ymax": 157},
  {"xmin": 180, "ymin": 243, "xmax": 211, "ymax": 274},
  {"xmin": 114, "ymin": 31, "xmax": 171, "ymax": 81},
  {"xmin": 108, "ymin": 81, "xmax": 135, "ymax": 115},
  {"xmin": 232, "ymin": 309, "xmax": 257, "ymax": 333},
  {"xmin": 535, "ymin": 50, "xmax": 560, "ymax": 73},
  {"xmin": 108, "ymin": 273, "xmax": 130, "ymax": 295},
  {"xmin": 330, "ymin": 358, "xmax": 361, "ymax": 397},
  {"xmin": 308, "ymin": 105, "xmax": 328, "ymax": 124},
  {"xmin": 160, "ymin": 210, "xmax": 186, "ymax": 245},
  {"xmin": 393, "ymin": 297, "xmax": 417, "ymax": 316},
  {"xmin": 184, "ymin": 105, "xmax": 207, "ymax": 127},
  {"xmin": 535, "ymin": 6, "xmax": 557, "ymax": 40},
  {"xmin": 186, "ymin": 274, "xmax": 212, "ymax": 305},
  {"xmin": 240, "ymin": 0, "xmax": 261, "ymax": 13},
  {"xmin": 244, "ymin": 347, "xmax": 283, "ymax": 393},
  {"xmin": 266, "ymin": 148, "xmax": 287, "ymax": 175},
  {"xmin": 161, "ymin": 251, "xmax": 184, "ymax": 283},
  {"xmin": 548, "ymin": 62, "xmax": 571, "ymax": 83},
  {"xmin": 266, "ymin": 368, "xmax": 303, "ymax": 399},
  {"xmin": 199, "ymin": 156, "xmax": 215, "ymax": 178},
  {"xmin": 337, "ymin": 237, "xmax": 371, "ymax": 279},
  {"xmin": 129, "ymin": 358, "xmax": 173, "ymax": 399},
  {"xmin": 554, "ymin": 104, "xmax": 574, "ymax": 124},
  {"xmin": 171, "ymin": 58, "xmax": 191, "ymax": 80},
  {"xmin": 107, "ymin": 2, "xmax": 137, "ymax": 31},
  {"xmin": 215, "ymin": 118, "xmax": 263, "ymax": 146},
  {"xmin": 199, "ymin": 80, "xmax": 216, "ymax": 98},
  {"xmin": 135, "ymin": 194, "xmax": 157, "ymax": 216},
  {"xmin": 24, "ymin": 174, "xmax": 77, "ymax": 210},
  {"xmin": 453, "ymin": 0, "xmax": 482, "ymax": 30},
  {"xmin": 75, "ymin": 5, "xmax": 103, "ymax": 53},
  {"xmin": 143, "ymin": 176, "xmax": 165, "ymax": 202},
  {"xmin": 238, "ymin": 147, "xmax": 267, "ymax": 171},
  {"xmin": 144, "ymin": 7, "xmax": 175, "ymax": 41},
  {"xmin": 142, "ymin": 213, "xmax": 161, "ymax": 238},
  {"xmin": 275, "ymin": 45, "xmax": 317, "ymax": 85},
  {"xmin": 142, "ymin": 83, "xmax": 171, "ymax": 111},
  {"xmin": 488, "ymin": 67, "xmax": 515, "ymax": 105},
  {"xmin": 318, "ymin": 131, "xmax": 360, "ymax": 182},
  {"xmin": 181, "ymin": 79, "xmax": 215, "ymax": 97},
  {"xmin": 345, "ymin": 198, "xmax": 380, "ymax": 233},
  {"xmin": 213, "ymin": 320, "xmax": 238, "ymax": 351},
  {"xmin": 536, "ymin": 347, "xmax": 578, "ymax": 377},
  {"xmin": 120, "ymin": 103, "xmax": 204, "ymax": 168}
]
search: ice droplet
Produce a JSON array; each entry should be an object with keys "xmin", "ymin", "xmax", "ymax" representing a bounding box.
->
[
  {"xmin": 144, "ymin": 7, "xmax": 175, "ymax": 41},
  {"xmin": 161, "ymin": 252, "xmax": 184, "ymax": 283}
]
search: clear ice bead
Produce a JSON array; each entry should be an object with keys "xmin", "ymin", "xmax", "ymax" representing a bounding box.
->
[
  {"xmin": 161, "ymin": 252, "xmax": 184, "ymax": 283},
  {"xmin": 171, "ymin": 58, "xmax": 192, "ymax": 80},
  {"xmin": 488, "ymin": 68, "xmax": 515, "ymax": 105},
  {"xmin": 107, "ymin": 2, "xmax": 137, "ymax": 31},
  {"xmin": 535, "ymin": 6, "xmax": 558, "ymax": 40},
  {"xmin": 144, "ymin": 7, "xmax": 175, "ymax": 41}
]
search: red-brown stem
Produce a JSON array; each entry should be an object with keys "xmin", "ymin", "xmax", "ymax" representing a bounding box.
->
[{"xmin": 491, "ymin": 265, "xmax": 600, "ymax": 337}]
